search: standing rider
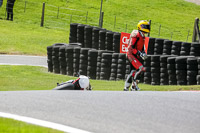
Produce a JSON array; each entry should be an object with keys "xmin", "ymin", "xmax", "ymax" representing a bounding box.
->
[{"xmin": 124, "ymin": 20, "xmax": 150, "ymax": 91}]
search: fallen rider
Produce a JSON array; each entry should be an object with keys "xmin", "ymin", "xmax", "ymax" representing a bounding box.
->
[{"xmin": 53, "ymin": 75, "xmax": 92, "ymax": 90}]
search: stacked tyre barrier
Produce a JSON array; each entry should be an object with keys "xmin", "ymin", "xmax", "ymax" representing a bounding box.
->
[
  {"xmin": 68, "ymin": 23, "xmax": 121, "ymax": 53},
  {"xmin": 73, "ymin": 47, "xmax": 81, "ymax": 76},
  {"xmin": 150, "ymin": 55, "xmax": 161, "ymax": 85},
  {"xmin": 100, "ymin": 53, "xmax": 112, "ymax": 80},
  {"xmin": 116, "ymin": 53, "xmax": 126, "ymax": 80},
  {"xmin": 110, "ymin": 53, "xmax": 119, "ymax": 80},
  {"xmin": 190, "ymin": 42, "xmax": 200, "ymax": 56},
  {"xmin": 96, "ymin": 50, "xmax": 107, "ymax": 80},
  {"xmin": 99, "ymin": 30, "xmax": 106, "ymax": 50},
  {"xmin": 106, "ymin": 32, "xmax": 114, "ymax": 51},
  {"xmin": 52, "ymin": 43, "xmax": 67, "ymax": 74},
  {"xmin": 154, "ymin": 38, "xmax": 164, "ymax": 55},
  {"xmin": 92, "ymin": 27, "xmax": 100, "ymax": 49},
  {"xmin": 69, "ymin": 23, "xmax": 78, "ymax": 43},
  {"xmin": 47, "ymin": 45, "xmax": 53, "ymax": 72},
  {"xmin": 171, "ymin": 41, "xmax": 182, "ymax": 56},
  {"xmin": 59, "ymin": 46, "xmax": 67, "ymax": 75},
  {"xmin": 87, "ymin": 50, "xmax": 98, "ymax": 79},
  {"xmin": 167, "ymin": 57, "xmax": 177, "ymax": 85},
  {"xmin": 113, "ymin": 33, "xmax": 121, "ymax": 53},
  {"xmin": 52, "ymin": 45, "xmax": 60, "ymax": 74},
  {"xmin": 175, "ymin": 57, "xmax": 188, "ymax": 85},
  {"xmin": 187, "ymin": 58, "xmax": 198, "ymax": 85},
  {"xmin": 197, "ymin": 58, "xmax": 200, "ymax": 85},
  {"xmin": 79, "ymin": 48, "xmax": 90, "ymax": 75},
  {"xmin": 46, "ymin": 23, "xmax": 200, "ymax": 86},
  {"xmin": 147, "ymin": 37, "xmax": 155, "ymax": 55},
  {"xmin": 77, "ymin": 24, "xmax": 85, "ymax": 47},
  {"xmin": 66, "ymin": 47, "xmax": 74, "ymax": 76},
  {"xmin": 163, "ymin": 40, "xmax": 172, "ymax": 55},
  {"xmin": 143, "ymin": 55, "xmax": 151, "ymax": 84},
  {"xmin": 180, "ymin": 42, "xmax": 191, "ymax": 56},
  {"xmin": 160, "ymin": 56, "xmax": 170, "ymax": 85},
  {"xmin": 84, "ymin": 26, "xmax": 93, "ymax": 48},
  {"xmin": 47, "ymin": 43, "xmax": 200, "ymax": 85}
]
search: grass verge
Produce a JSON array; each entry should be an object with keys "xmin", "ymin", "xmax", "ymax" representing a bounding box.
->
[
  {"xmin": 0, "ymin": 117, "xmax": 64, "ymax": 133},
  {"xmin": 0, "ymin": 65, "xmax": 200, "ymax": 91},
  {"xmin": 0, "ymin": 0, "xmax": 200, "ymax": 55}
]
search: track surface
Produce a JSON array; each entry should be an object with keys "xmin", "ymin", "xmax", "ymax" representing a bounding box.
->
[
  {"xmin": 0, "ymin": 55, "xmax": 200, "ymax": 133},
  {"xmin": 0, "ymin": 55, "xmax": 47, "ymax": 67},
  {"xmin": 0, "ymin": 90, "xmax": 200, "ymax": 133}
]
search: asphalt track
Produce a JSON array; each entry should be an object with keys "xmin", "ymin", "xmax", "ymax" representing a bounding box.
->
[
  {"xmin": 0, "ymin": 54, "xmax": 47, "ymax": 67},
  {"xmin": 0, "ymin": 55, "xmax": 200, "ymax": 133},
  {"xmin": 0, "ymin": 91, "xmax": 200, "ymax": 133}
]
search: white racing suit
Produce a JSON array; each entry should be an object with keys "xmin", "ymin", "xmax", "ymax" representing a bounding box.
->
[{"xmin": 53, "ymin": 75, "xmax": 92, "ymax": 90}]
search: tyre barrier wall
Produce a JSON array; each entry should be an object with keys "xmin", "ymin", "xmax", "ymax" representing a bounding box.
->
[
  {"xmin": 69, "ymin": 23, "xmax": 121, "ymax": 52},
  {"xmin": 47, "ymin": 23, "xmax": 200, "ymax": 85}
]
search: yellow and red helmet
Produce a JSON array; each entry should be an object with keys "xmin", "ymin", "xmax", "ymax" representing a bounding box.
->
[{"xmin": 137, "ymin": 20, "xmax": 150, "ymax": 33}]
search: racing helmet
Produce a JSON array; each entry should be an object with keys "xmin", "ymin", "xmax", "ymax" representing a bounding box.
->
[
  {"xmin": 137, "ymin": 20, "xmax": 150, "ymax": 33},
  {"xmin": 79, "ymin": 75, "xmax": 90, "ymax": 90}
]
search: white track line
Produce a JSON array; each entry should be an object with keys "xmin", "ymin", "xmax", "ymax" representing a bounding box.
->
[{"xmin": 0, "ymin": 112, "xmax": 92, "ymax": 133}]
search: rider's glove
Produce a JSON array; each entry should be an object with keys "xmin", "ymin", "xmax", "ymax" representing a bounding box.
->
[{"xmin": 137, "ymin": 51, "xmax": 147, "ymax": 60}]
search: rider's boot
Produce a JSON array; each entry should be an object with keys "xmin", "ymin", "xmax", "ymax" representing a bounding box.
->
[
  {"xmin": 124, "ymin": 82, "xmax": 131, "ymax": 91},
  {"xmin": 124, "ymin": 70, "xmax": 136, "ymax": 91},
  {"xmin": 131, "ymin": 80, "xmax": 140, "ymax": 91}
]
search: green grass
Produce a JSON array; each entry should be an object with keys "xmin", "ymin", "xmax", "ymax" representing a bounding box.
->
[
  {"xmin": 1, "ymin": 65, "xmax": 200, "ymax": 91},
  {"xmin": 0, "ymin": 117, "xmax": 64, "ymax": 133},
  {"xmin": 0, "ymin": 20, "xmax": 67, "ymax": 55},
  {"xmin": 0, "ymin": 65, "xmax": 74, "ymax": 91},
  {"xmin": 0, "ymin": 0, "xmax": 200, "ymax": 55}
]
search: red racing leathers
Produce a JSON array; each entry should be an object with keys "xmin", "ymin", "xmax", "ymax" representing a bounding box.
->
[
  {"xmin": 124, "ymin": 30, "xmax": 146, "ymax": 90},
  {"xmin": 127, "ymin": 30, "xmax": 145, "ymax": 70}
]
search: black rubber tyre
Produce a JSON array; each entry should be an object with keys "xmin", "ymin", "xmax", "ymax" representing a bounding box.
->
[
  {"xmin": 113, "ymin": 33, "xmax": 121, "ymax": 53},
  {"xmin": 99, "ymin": 30, "xmax": 106, "ymax": 50}
]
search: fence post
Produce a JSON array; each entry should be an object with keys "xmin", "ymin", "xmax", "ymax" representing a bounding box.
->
[
  {"xmin": 100, "ymin": 12, "xmax": 104, "ymax": 28},
  {"xmin": 99, "ymin": 0, "xmax": 103, "ymax": 27},
  {"xmin": 114, "ymin": 16, "xmax": 116, "ymax": 29},
  {"xmin": 40, "ymin": 2, "xmax": 45, "ymax": 27},
  {"xmin": 57, "ymin": 7, "xmax": 59, "ymax": 19},
  {"xmin": 192, "ymin": 18, "xmax": 199, "ymax": 42},
  {"xmin": 86, "ymin": 11, "xmax": 88, "ymax": 23},
  {"xmin": 171, "ymin": 32, "xmax": 173, "ymax": 39},
  {"xmin": 158, "ymin": 24, "xmax": 161, "ymax": 37},
  {"xmin": 70, "ymin": 15, "xmax": 72, "ymax": 24},
  {"xmin": 4, "ymin": 8, "xmax": 6, "ymax": 18},
  {"xmin": 24, "ymin": 1, "xmax": 27, "ymax": 13},
  {"xmin": 186, "ymin": 30, "xmax": 190, "ymax": 42},
  {"xmin": 147, "ymin": 20, "xmax": 151, "ymax": 37}
]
